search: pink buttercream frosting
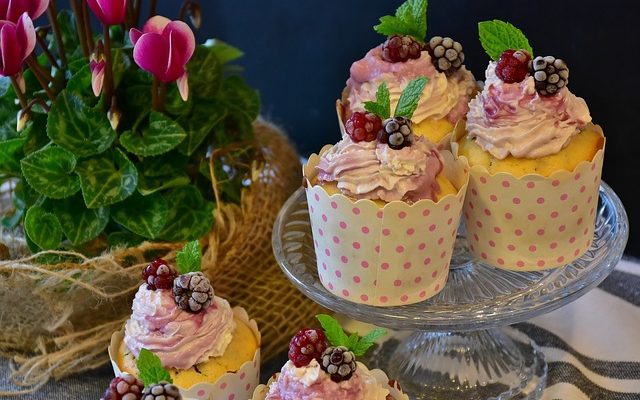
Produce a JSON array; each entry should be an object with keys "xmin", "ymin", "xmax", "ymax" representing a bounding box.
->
[
  {"xmin": 316, "ymin": 135, "xmax": 444, "ymax": 203},
  {"xmin": 124, "ymin": 285, "xmax": 236, "ymax": 370},
  {"xmin": 265, "ymin": 360, "xmax": 391, "ymax": 400},
  {"xmin": 466, "ymin": 62, "xmax": 592, "ymax": 159},
  {"xmin": 346, "ymin": 45, "xmax": 476, "ymax": 124}
]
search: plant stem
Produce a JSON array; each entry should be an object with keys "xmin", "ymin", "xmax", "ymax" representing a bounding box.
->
[
  {"xmin": 149, "ymin": 0, "xmax": 158, "ymax": 17},
  {"xmin": 26, "ymin": 97, "xmax": 51, "ymax": 113},
  {"xmin": 25, "ymin": 58, "xmax": 55, "ymax": 101},
  {"xmin": 178, "ymin": 0, "xmax": 190, "ymax": 20},
  {"xmin": 28, "ymin": 54, "xmax": 63, "ymax": 89},
  {"xmin": 70, "ymin": 0, "xmax": 89, "ymax": 57},
  {"xmin": 47, "ymin": 0, "xmax": 67, "ymax": 67},
  {"xmin": 82, "ymin": 0, "xmax": 94, "ymax": 53},
  {"xmin": 35, "ymin": 31, "xmax": 58, "ymax": 68},
  {"xmin": 9, "ymin": 76, "xmax": 28, "ymax": 109},
  {"xmin": 151, "ymin": 77, "xmax": 160, "ymax": 111},
  {"xmin": 102, "ymin": 25, "xmax": 114, "ymax": 107},
  {"xmin": 132, "ymin": 0, "xmax": 142, "ymax": 28}
]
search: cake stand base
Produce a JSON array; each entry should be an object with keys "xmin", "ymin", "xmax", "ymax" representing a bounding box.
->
[{"xmin": 365, "ymin": 329, "xmax": 547, "ymax": 400}]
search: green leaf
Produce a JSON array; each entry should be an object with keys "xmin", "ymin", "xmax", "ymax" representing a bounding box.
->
[
  {"xmin": 120, "ymin": 111, "xmax": 188, "ymax": 157},
  {"xmin": 188, "ymin": 44, "xmax": 223, "ymax": 99},
  {"xmin": 0, "ymin": 99, "xmax": 19, "ymax": 142},
  {"xmin": 137, "ymin": 348, "xmax": 172, "ymax": 386},
  {"xmin": 478, "ymin": 20, "xmax": 533, "ymax": 61},
  {"xmin": 75, "ymin": 148, "xmax": 138, "ymax": 208},
  {"xmin": 352, "ymin": 328, "xmax": 387, "ymax": 357},
  {"xmin": 176, "ymin": 240, "xmax": 202, "ymax": 274},
  {"xmin": 374, "ymin": 0, "xmax": 427, "ymax": 42},
  {"xmin": 137, "ymin": 152, "xmax": 190, "ymax": 196},
  {"xmin": 220, "ymin": 76, "xmax": 260, "ymax": 138},
  {"xmin": 51, "ymin": 194, "xmax": 109, "ymax": 245},
  {"xmin": 111, "ymin": 192, "xmax": 168, "ymax": 239},
  {"xmin": 205, "ymin": 39, "xmax": 244, "ymax": 64},
  {"xmin": 363, "ymin": 82, "xmax": 391, "ymax": 119},
  {"xmin": 20, "ymin": 146, "xmax": 80, "ymax": 199},
  {"xmin": 394, "ymin": 76, "xmax": 428, "ymax": 119},
  {"xmin": 55, "ymin": 10, "xmax": 81, "ymax": 60},
  {"xmin": 0, "ymin": 137, "xmax": 26, "ymax": 174},
  {"xmin": 138, "ymin": 174, "xmax": 190, "ymax": 196},
  {"xmin": 158, "ymin": 186, "xmax": 213, "ymax": 242},
  {"xmin": 24, "ymin": 206, "xmax": 63, "ymax": 250},
  {"xmin": 316, "ymin": 314, "xmax": 349, "ymax": 347},
  {"xmin": 177, "ymin": 105, "xmax": 226, "ymax": 156},
  {"xmin": 47, "ymin": 90, "xmax": 116, "ymax": 157},
  {"xmin": 346, "ymin": 332, "xmax": 359, "ymax": 350},
  {"xmin": 66, "ymin": 64, "xmax": 94, "ymax": 102},
  {"xmin": 108, "ymin": 231, "xmax": 145, "ymax": 249}
]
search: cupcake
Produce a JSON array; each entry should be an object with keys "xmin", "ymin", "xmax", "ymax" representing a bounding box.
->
[
  {"xmin": 342, "ymin": 0, "xmax": 477, "ymax": 146},
  {"xmin": 252, "ymin": 314, "xmax": 408, "ymax": 400},
  {"xmin": 107, "ymin": 241, "xmax": 261, "ymax": 399},
  {"xmin": 305, "ymin": 79, "xmax": 469, "ymax": 306},
  {"xmin": 452, "ymin": 20, "xmax": 605, "ymax": 270}
]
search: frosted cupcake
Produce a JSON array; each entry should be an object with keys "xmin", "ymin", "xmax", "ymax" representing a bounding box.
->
[
  {"xmin": 108, "ymin": 241, "xmax": 261, "ymax": 399},
  {"xmin": 306, "ymin": 79, "xmax": 469, "ymax": 306},
  {"xmin": 452, "ymin": 20, "xmax": 605, "ymax": 270},
  {"xmin": 252, "ymin": 315, "xmax": 408, "ymax": 400},
  {"xmin": 342, "ymin": 0, "xmax": 477, "ymax": 146}
]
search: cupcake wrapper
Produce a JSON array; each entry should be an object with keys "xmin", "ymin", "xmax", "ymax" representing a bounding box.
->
[
  {"xmin": 108, "ymin": 307, "xmax": 261, "ymax": 400},
  {"xmin": 452, "ymin": 122, "xmax": 606, "ymax": 270},
  {"xmin": 304, "ymin": 148, "xmax": 469, "ymax": 306}
]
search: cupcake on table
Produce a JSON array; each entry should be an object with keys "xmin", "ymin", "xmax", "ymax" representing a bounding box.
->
[
  {"xmin": 453, "ymin": 20, "xmax": 605, "ymax": 270},
  {"xmin": 252, "ymin": 314, "xmax": 408, "ymax": 400}
]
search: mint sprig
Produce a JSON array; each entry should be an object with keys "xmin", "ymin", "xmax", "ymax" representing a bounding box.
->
[
  {"xmin": 364, "ymin": 82, "xmax": 391, "ymax": 119},
  {"xmin": 137, "ymin": 348, "xmax": 173, "ymax": 386},
  {"xmin": 316, "ymin": 314, "xmax": 387, "ymax": 357},
  {"xmin": 395, "ymin": 76, "xmax": 428, "ymax": 119},
  {"xmin": 478, "ymin": 20, "xmax": 534, "ymax": 61},
  {"xmin": 374, "ymin": 0, "xmax": 427, "ymax": 43},
  {"xmin": 176, "ymin": 240, "xmax": 202, "ymax": 274}
]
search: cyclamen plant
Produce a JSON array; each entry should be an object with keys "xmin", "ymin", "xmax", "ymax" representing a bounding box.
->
[{"xmin": 0, "ymin": 1, "xmax": 260, "ymax": 254}]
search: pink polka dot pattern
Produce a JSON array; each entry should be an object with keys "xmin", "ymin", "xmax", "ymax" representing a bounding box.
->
[
  {"xmin": 462, "ymin": 147, "xmax": 604, "ymax": 271},
  {"xmin": 304, "ymin": 156, "xmax": 469, "ymax": 305}
]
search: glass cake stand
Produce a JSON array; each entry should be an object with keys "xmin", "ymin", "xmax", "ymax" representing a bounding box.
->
[{"xmin": 272, "ymin": 182, "xmax": 628, "ymax": 400}]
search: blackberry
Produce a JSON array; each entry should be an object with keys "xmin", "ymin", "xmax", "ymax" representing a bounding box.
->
[
  {"xmin": 141, "ymin": 382, "xmax": 181, "ymax": 400},
  {"xmin": 288, "ymin": 328, "xmax": 328, "ymax": 367},
  {"xmin": 101, "ymin": 374, "xmax": 143, "ymax": 400},
  {"xmin": 173, "ymin": 272, "xmax": 214, "ymax": 313},
  {"xmin": 531, "ymin": 56, "xmax": 569, "ymax": 96},
  {"xmin": 378, "ymin": 117, "xmax": 413, "ymax": 150},
  {"xmin": 427, "ymin": 36, "xmax": 464, "ymax": 76},
  {"xmin": 142, "ymin": 259, "xmax": 177, "ymax": 291},
  {"xmin": 320, "ymin": 346, "xmax": 357, "ymax": 382},
  {"xmin": 381, "ymin": 35, "xmax": 422, "ymax": 63},
  {"xmin": 495, "ymin": 49, "xmax": 531, "ymax": 83}
]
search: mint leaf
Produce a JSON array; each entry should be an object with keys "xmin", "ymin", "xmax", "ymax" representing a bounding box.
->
[
  {"xmin": 352, "ymin": 328, "xmax": 387, "ymax": 357},
  {"xmin": 374, "ymin": 0, "xmax": 427, "ymax": 42},
  {"xmin": 137, "ymin": 348, "xmax": 172, "ymax": 386},
  {"xmin": 394, "ymin": 76, "xmax": 428, "ymax": 118},
  {"xmin": 364, "ymin": 82, "xmax": 391, "ymax": 119},
  {"xmin": 478, "ymin": 20, "xmax": 533, "ymax": 61},
  {"xmin": 316, "ymin": 314, "xmax": 349, "ymax": 347},
  {"xmin": 176, "ymin": 240, "xmax": 202, "ymax": 274}
]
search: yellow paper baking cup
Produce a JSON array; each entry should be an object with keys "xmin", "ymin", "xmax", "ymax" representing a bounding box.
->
[
  {"xmin": 452, "ymin": 122, "xmax": 605, "ymax": 270},
  {"xmin": 304, "ymin": 147, "xmax": 469, "ymax": 306}
]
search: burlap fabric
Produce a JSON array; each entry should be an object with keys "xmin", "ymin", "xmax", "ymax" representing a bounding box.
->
[{"xmin": 0, "ymin": 121, "xmax": 324, "ymax": 395}]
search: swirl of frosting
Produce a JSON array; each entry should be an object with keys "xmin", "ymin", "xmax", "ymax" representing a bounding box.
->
[
  {"xmin": 346, "ymin": 45, "xmax": 476, "ymax": 124},
  {"xmin": 124, "ymin": 285, "xmax": 236, "ymax": 370},
  {"xmin": 466, "ymin": 62, "xmax": 592, "ymax": 159},
  {"xmin": 316, "ymin": 135, "xmax": 443, "ymax": 203},
  {"xmin": 265, "ymin": 360, "xmax": 391, "ymax": 400}
]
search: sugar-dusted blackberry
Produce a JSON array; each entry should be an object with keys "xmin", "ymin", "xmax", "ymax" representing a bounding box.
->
[
  {"xmin": 495, "ymin": 49, "xmax": 531, "ymax": 83},
  {"xmin": 101, "ymin": 374, "xmax": 143, "ymax": 400},
  {"xmin": 142, "ymin": 258, "xmax": 177, "ymax": 291},
  {"xmin": 320, "ymin": 346, "xmax": 357, "ymax": 382},
  {"xmin": 381, "ymin": 35, "xmax": 422, "ymax": 63},
  {"xmin": 141, "ymin": 381, "xmax": 181, "ymax": 400},
  {"xmin": 288, "ymin": 328, "xmax": 329, "ymax": 367},
  {"xmin": 427, "ymin": 36, "xmax": 465, "ymax": 76},
  {"xmin": 345, "ymin": 112, "xmax": 383, "ymax": 142},
  {"xmin": 173, "ymin": 272, "xmax": 214, "ymax": 313},
  {"xmin": 531, "ymin": 56, "xmax": 569, "ymax": 96},
  {"xmin": 379, "ymin": 117, "xmax": 413, "ymax": 150}
]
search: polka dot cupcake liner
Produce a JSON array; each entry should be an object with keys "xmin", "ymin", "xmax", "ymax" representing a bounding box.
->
[
  {"xmin": 452, "ymin": 123, "xmax": 606, "ymax": 271},
  {"xmin": 304, "ymin": 148, "xmax": 470, "ymax": 306},
  {"xmin": 108, "ymin": 307, "xmax": 261, "ymax": 400}
]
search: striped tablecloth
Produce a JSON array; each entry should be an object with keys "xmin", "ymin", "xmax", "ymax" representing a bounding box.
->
[{"xmin": 1, "ymin": 258, "xmax": 639, "ymax": 399}]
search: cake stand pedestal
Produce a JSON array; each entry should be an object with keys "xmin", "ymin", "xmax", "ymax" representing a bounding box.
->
[{"xmin": 272, "ymin": 183, "xmax": 628, "ymax": 400}]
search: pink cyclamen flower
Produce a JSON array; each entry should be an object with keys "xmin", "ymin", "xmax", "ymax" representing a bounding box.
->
[
  {"xmin": 90, "ymin": 44, "xmax": 106, "ymax": 96},
  {"xmin": 130, "ymin": 16, "xmax": 195, "ymax": 101},
  {"xmin": 0, "ymin": 0, "xmax": 49, "ymax": 22},
  {"xmin": 0, "ymin": 13, "xmax": 36, "ymax": 77},
  {"xmin": 86, "ymin": 0, "xmax": 127, "ymax": 26}
]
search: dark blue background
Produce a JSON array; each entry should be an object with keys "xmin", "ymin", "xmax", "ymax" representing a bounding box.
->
[{"xmin": 59, "ymin": 0, "xmax": 640, "ymax": 255}]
